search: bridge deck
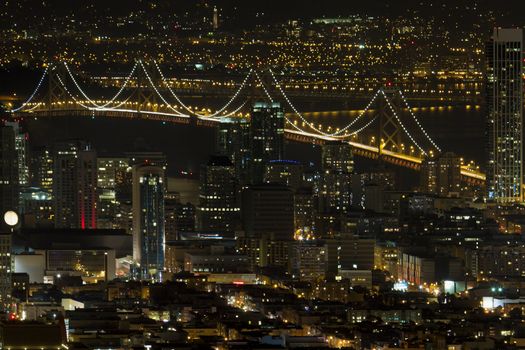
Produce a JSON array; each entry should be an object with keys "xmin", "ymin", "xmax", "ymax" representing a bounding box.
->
[{"xmin": 15, "ymin": 108, "xmax": 486, "ymax": 185}]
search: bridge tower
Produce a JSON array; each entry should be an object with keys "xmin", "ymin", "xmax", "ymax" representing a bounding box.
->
[
  {"xmin": 377, "ymin": 88, "xmax": 404, "ymax": 156},
  {"xmin": 47, "ymin": 63, "xmax": 69, "ymax": 111},
  {"xmin": 131, "ymin": 60, "xmax": 161, "ymax": 114},
  {"xmin": 250, "ymin": 69, "xmax": 266, "ymax": 105}
]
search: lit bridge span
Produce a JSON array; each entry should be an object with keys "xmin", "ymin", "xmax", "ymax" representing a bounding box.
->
[{"xmin": 6, "ymin": 60, "xmax": 485, "ymax": 185}]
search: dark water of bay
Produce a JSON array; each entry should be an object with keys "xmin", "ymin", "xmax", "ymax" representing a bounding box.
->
[{"xmin": 23, "ymin": 104, "xmax": 485, "ymax": 182}]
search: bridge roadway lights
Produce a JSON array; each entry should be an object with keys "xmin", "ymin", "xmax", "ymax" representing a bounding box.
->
[{"xmin": 15, "ymin": 108, "xmax": 486, "ymax": 186}]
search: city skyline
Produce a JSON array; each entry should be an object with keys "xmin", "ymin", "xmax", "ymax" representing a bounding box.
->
[{"xmin": 0, "ymin": 1, "xmax": 525, "ymax": 349}]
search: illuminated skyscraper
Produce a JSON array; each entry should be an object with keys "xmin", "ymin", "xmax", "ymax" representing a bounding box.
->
[
  {"xmin": 132, "ymin": 164, "xmax": 165, "ymax": 281},
  {"xmin": 318, "ymin": 141, "xmax": 354, "ymax": 213},
  {"xmin": 216, "ymin": 118, "xmax": 250, "ymax": 183},
  {"xmin": 53, "ymin": 140, "xmax": 97, "ymax": 229},
  {"xmin": 249, "ymin": 102, "xmax": 285, "ymax": 184},
  {"xmin": 0, "ymin": 125, "xmax": 19, "ymax": 217},
  {"xmin": 196, "ymin": 156, "xmax": 239, "ymax": 235},
  {"xmin": 420, "ymin": 152, "xmax": 461, "ymax": 196},
  {"xmin": 264, "ymin": 160, "xmax": 304, "ymax": 191},
  {"xmin": 97, "ymin": 157, "xmax": 129, "ymax": 229},
  {"xmin": 486, "ymin": 28, "xmax": 523, "ymax": 203},
  {"xmin": 0, "ymin": 233, "xmax": 12, "ymax": 311},
  {"xmin": 5, "ymin": 122, "xmax": 29, "ymax": 187},
  {"xmin": 31, "ymin": 147, "xmax": 53, "ymax": 193}
]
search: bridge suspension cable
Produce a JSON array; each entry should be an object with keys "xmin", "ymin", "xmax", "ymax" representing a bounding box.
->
[
  {"xmin": 59, "ymin": 65, "xmax": 139, "ymax": 113},
  {"xmin": 55, "ymin": 73, "xmax": 97, "ymax": 110},
  {"xmin": 253, "ymin": 70, "xmax": 312, "ymax": 134},
  {"xmin": 8, "ymin": 66, "xmax": 49, "ymax": 112},
  {"xmin": 138, "ymin": 60, "xmax": 189, "ymax": 117},
  {"xmin": 380, "ymin": 89, "xmax": 426, "ymax": 155},
  {"xmin": 255, "ymin": 70, "xmax": 379, "ymax": 137},
  {"xmin": 153, "ymin": 60, "xmax": 252, "ymax": 118},
  {"xmin": 397, "ymin": 90, "xmax": 442, "ymax": 152},
  {"xmin": 63, "ymin": 61, "xmax": 139, "ymax": 109},
  {"xmin": 268, "ymin": 69, "xmax": 378, "ymax": 137}
]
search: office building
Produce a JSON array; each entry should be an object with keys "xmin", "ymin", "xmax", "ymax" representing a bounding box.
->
[
  {"xmin": 97, "ymin": 157, "xmax": 129, "ymax": 190},
  {"xmin": 196, "ymin": 156, "xmax": 239, "ymax": 235},
  {"xmin": 165, "ymin": 192, "xmax": 180, "ymax": 242},
  {"xmin": 19, "ymin": 187, "xmax": 53, "ymax": 228},
  {"xmin": 352, "ymin": 170, "xmax": 396, "ymax": 209},
  {"xmin": 0, "ymin": 233, "xmax": 12, "ymax": 311},
  {"xmin": 264, "ymin": 159, "xmax": 304, "ymax": 191},
  {"xmin": 290, "ymin": 241, "xmax": 327, "ymax": 281},
  {"xmin": 486, "ymin": 28, "xmax": 523, "ymax": 203},
  {"xmin": 241, "ymin": 184, "xmax": 294, "ymax": 240},
  {"xmin": 421, "ymin": 152, "xmax": 462, "ymax": 196},
  {"xmin": 53, "ymin": 140, "xmax": 97, "ymax": 229},
  {"xmin": 420, "ymin": 157, "xmax": 438, "ymax": 194},
  {"xmin": 97, "ymin": 157, "xmax": 129, "ymax": 229},
  {"xmin": 216, "ymin": 117, "xmax": 250, "ymax": 183},
  {"xmin": 325, "ymin": 234, "xmax": 375, "ymax": 277},
  {"xmin": 294, "ymin": 187, "xmax": 316, "ymax": 234},
  {"xmin": 5, "ymin": 121, "xmax": 29, "ymax": 187},
  {"xmin": 132, "ymin": 164, "xmax": 165, "ymax": 281},
  {"xmin": 0, "ymin": 125, "xmax": 19, "ymax": 217},
  {"xmin": 175, "ymin": 202, "xmax": 196, "ymax": 234},
  {"xmin": 249, "ymin": 102, "xmax": 285, "ymax": 183},
  {"xmin": 31, "ymin": 147, "xmax": 53, "ymax": 193},
  {"xmin": 318, "ymin": 141, "xmax": 353, "ymax": 214}
]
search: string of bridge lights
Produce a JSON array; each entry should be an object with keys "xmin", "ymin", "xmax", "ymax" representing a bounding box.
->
[
  {"xmin": 253, "ymin": 70, "xmax": 311, "ymax": 134},
  {"xmin": 59, "ymin": 65, "xmax": 139, "ymax": 113},
  {"xmin": 255, "ymin": 70, "xmax": 378, "ymax": 139},
  {"xmin": 137, "ymin": 60, "xmax": 190, "ymax": 117},
  {"xmin": 60, "ymin": 60, "xmax": 247, "ymax": 120},
  {"xmin": 63, "ymin": 61, "xmax": 139, "ymax": 110},
  {"xmin": 268, "ymin": 68, "xmax": 379, "ymax": 138},
  {"xmin": 397, "ymin": 90, "xmax": 442, "ymax": 152},
  {"xmin": 8, "ymin": 61, "xmax": 439, "ymax": 158},
  {"xmin": 8, "ymin": 66, "xmax": 49, "ymax": 112},
  {"xmin": 55, "ymin": 73, "xmax": 97, "ymax": 110},
  {"xmin": 380, "ymin": 89, "xmax": 426, "ymax": 155},
  {"xmin": 153, "ymin": 60, "xmax": 252, "ymax": 119}
]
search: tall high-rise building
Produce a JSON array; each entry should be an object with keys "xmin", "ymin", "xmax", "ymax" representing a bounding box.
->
[
  {"xmin": 351, "ymin": 170, "xmax": 396, "ymax": 209},
  {"xmin": 241, "ymin": 184, "xmax": 294, "ymax": 240},
  {"xmin": 196, "ymin": 156, "xmax": 239, "ymax": 235},
  {"xmin": 420, "ymin": 158, "xmax": 438, "ymax": 194},
  {"xmin": 53, "ymin": 140, "xmax": 97, "ymax": 229},
  {"xmin": 5, "ymin": 122, "xmax": 29, "ymax": 187},
  {"xmin": 97, "ymin": 157, "xmax": 129, "ymax": 229},
  {"xmin": 216, "ymin": 118, "xmax": 250, "ymax": 183},
  {"xmin": 212, "ymin": 6, "xmax": 219, "ymax": 30},
  {"xmin": 264, "ymin": 160, "xmax": 304, "ymax": 191},
  {"xmin": 486, "ymin": 28, "xmax": 523, "ymax": 203},
  {"xmin": 31, "ymin": 147, "xmax": 53, "ymax": 193},
  {"xmin": 132, "ymin": 164, "xmax": 165, "ymax": 281},
  {"xmin": 0, "ymin": 233, "xmax": 12, "ymax": 311},
  {"xmin": 294, "ymin": 187, "xmax": 315, "ymax": 234},
  {"xmin": 318, "ymin": 141, "xmax": 354, "ymax": 213},
  {"xmin": 249, "ymin": 102, "xmax": 285, "ymax": 183},
  {"xmin": 97, "ymin": 157, "xmax": 129, "ymax": 190},
  {"xmin": 421, "ymin": 152, "xmax": 462, "ymax": 196},
  {"xmin": 0, "ymin": 125, "xmax": 19, "ymax": 217}
]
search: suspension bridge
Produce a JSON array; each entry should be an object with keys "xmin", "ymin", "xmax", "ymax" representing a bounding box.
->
[{"xmin": 5, "ymin": 60, "xmax": 485, "ymax": 185}]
